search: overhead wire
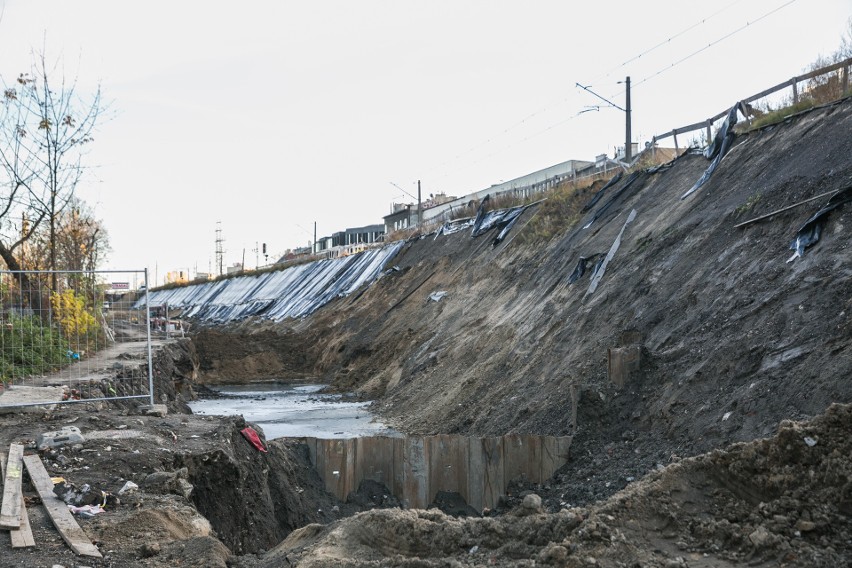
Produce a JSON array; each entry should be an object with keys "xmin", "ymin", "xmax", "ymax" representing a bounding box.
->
[
  {"xmin": 609, "ymin": 0, "xmax": 798, "ymax": 97},
  {"xmin": 587, "ymin": 0, "xmax": 747, "ymax": 86},
  {"xmin": 428, "ymin": 0, "xmax": 799, "ymax": 188},
  {"xmin": 425, "ymin": 2, "xmax": 757, "ymax": 182}
]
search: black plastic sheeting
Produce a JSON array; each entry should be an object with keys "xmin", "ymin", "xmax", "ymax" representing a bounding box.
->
[
  {"xmin": 582, "ymin": 171, "xmax": 644, "ymax": 229},
  {"xmin": 491, "ymin": 206, "xmax": 528, "ymax": 245},
  {"xmin": 681, "ymin": 103, "xmax": 743, "ymax": 199},
  {"xmin": 434, "ymin": 217, "xmax": 475, "ymax": 239},
  {"xmin": 136, "ymin": 242, "xmax": 404, "ymax": 323},
  {"xmin": 787, "ymin": 185, "xmax": 852, "ymax": 261},
  {"xmin": 467, "ymin": 194, "xmax": 536, "ymax": 246},
  {"xmin": 470, "ymin": 195, "xmax": 493, "ymax": 237},
  {"xmin": 581, "ymin": 171, "xmax": 624, "ymax": 213},
  {"xmin": 567, "ymin": 254, "xmax": 603, "ymax": 285}
]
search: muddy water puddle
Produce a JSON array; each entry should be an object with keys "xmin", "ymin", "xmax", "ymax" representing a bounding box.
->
[{"xmin": 188, "ymin": 383, "xmax": 400, "ymax": 440}]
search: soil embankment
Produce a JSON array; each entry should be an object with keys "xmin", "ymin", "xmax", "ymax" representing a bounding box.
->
[{"xmin": 255, "ymin": 97, "xmax": 852, "ymax": 506}]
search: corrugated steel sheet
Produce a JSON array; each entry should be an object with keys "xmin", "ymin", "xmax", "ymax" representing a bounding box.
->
[
  {"xmin": 303, "ymin": 434, "xmax": 571, "ymax": 511},
  {"xmin": 137, "ymin": 242, "xmax": 404, "ymax": 322}
]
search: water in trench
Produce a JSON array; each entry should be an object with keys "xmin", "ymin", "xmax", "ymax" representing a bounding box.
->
[{"xmin": 188, "ymin": 383, "xmax": 400, "ymax": 440}]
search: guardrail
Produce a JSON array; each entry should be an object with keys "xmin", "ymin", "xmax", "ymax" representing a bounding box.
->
[{"xmin": 651, "ymin": 56, "xmax": 852, "ymax": 151}]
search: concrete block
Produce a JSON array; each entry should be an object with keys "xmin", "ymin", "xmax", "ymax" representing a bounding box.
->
[
  {"xmin": 36, "ymin": 426, "xmax": 85, "ymax": 450},
  {"xmin": 138, "ymin": 404, "xmax": 168, "ymax": 417}
]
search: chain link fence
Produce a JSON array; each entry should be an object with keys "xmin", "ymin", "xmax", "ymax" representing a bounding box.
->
[{"xmin": 0, "ymin": 270, "xmax": 153, "ymax": 408}]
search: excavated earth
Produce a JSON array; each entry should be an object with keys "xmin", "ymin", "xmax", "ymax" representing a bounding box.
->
[{"xmin": 0, "ymin": 97, "xmax": 850, "ymax": 567}]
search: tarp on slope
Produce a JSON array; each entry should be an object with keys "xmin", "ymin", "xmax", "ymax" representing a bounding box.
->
[
  {"xmin": 585, "ymin": 209, "xmax": 637, "ymax": 297},
  {"xmin": 137, "ymin": 242, "xmax": 404, "ymax": 323},
  {"xmin": 681, "ymin": 103, "xmax": 742, "ymax": 199},
  {"xmin": 787, "ymin": 185, "xmax": 852, "ymax": 262}
]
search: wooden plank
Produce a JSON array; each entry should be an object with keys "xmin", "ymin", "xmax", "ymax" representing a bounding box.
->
[
  {"xmin": 672, "ymin": 119, "xmax": 713, "ymax": 137},
  {"xmin": 793, "ymin": 56, "xmax": 852, "ymax": 83},
  {"xmin": 23, "ymin": 454, "xmax": 102, "ymax": 558},
  {"xmin": 2, "ymin": 447, "xmax": 36, "ymax": 548},
  {"xmin": 734, "ymin": 189, "xmax": 843, "ymax": 229},
  {"xmin": 0, "ymin": 444, "xmax": 24, "ymax": 529},
  {"xmin": 10, "ymin": 494, "xmax": 35, "ymax": 548}
]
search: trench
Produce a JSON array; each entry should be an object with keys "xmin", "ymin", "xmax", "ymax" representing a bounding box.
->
[{"xmin": 178, "ymin": 340, "xmax": 572, "ymax": 554}]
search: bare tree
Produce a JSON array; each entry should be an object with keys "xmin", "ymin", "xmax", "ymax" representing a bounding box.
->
[
  {"xmin": 0, "ymin": 50, "xmax": 104, "ymax": 290},
  {"xmin": 27, "ymin": 197, "xmax": 110, "ymax": 273}
]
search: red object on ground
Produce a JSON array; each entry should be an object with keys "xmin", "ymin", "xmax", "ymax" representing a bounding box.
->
[{"xmin": 240, "ymin": 427, "xmax": 268, "ymax": 453}]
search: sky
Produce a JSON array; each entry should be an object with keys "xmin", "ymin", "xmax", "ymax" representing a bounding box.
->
[{"xmin": 0, "ymin": 0, "xmax": 849, "ymax": 285}]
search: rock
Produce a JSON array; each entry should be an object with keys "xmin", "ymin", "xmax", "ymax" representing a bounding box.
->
[
  {"xmin": 37, "ymin": 426, "xmax": 85, "ymax": 450},
  {"xmin": 796, "ymin": 520, "xmax": 817, "ymax": 532},
  {"xmin": 513, "ymin": 493, "xmax": 543, "ymax": 517},
  {"xmin": 748, "ymin": 526, "xmax": 773, "ymax": 548},
  {"xmin": 538, "ymin": 544, "xmax": 568, "ymax": 564},
  {"xmin": 522, "ymin": 493, "xmax": 542, "ymax": 511},
  {"xmin": 141, "ymin": 467, "xmax": 193, "ymax": 498},
  {"xmin": 138, "ymin": 404, "xmax": 168, "ymax": 417},
  {"xmin": 139, "ymin": 542, "xmax": 161, "ymax": 558},
  {"xmin": 118, "ymin": 481, "xmax": 139, "ymax": 495}
]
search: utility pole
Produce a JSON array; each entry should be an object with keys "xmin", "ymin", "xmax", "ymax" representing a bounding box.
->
[
  {"xmin": 576, "ymin": 78, "xmax": 633, "ymax": 163},
  {"xmin": 625, "ymin": 76, "xmax": 632, "ymax": 163},
  {"xmin": 417, "ymin": 180, "xmax": 422, "ymax": 228},
  {"xmin": 215, "ymin": 221, "xmax": 225, "ymax": 276}
]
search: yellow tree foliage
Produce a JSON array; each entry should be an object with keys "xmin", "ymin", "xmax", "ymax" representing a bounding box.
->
[{"xmin": 51, "ymin": 290, "xmax": 98, "ymax": 339}]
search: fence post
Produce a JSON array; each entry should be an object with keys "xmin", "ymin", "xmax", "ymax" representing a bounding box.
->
[
  {"xmin": 792, "ymin": 78, "xmax": 799, "ymax": 104},
  {"xmin": 673, "ymin": 133, "xmax": 679, "ymax": 154},
  {"xmin": 144, "ymin": 269, "xmax": 155, "ymax": 406},
  {"xmin": 706, "ymin": 121, "xmax": 712, "ymax": 145},
  {"xmin": 843, "ymin": 65, "xmax": 849, "ymax": 95}
]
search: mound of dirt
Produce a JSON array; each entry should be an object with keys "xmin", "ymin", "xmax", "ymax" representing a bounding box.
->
[{"xmin": 260, "ymin": 403, "xmax": 852, "ymax": 567}]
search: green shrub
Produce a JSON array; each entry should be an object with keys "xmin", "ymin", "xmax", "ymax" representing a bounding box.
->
[{"xmin": 0, "ymin": 314, "xmax": 70, "ymax": 383}]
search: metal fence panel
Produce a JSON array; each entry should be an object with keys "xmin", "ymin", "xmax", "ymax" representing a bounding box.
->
[{"xmin": 0, "ymin": 270, "xmax": 153, "ymax": 409}]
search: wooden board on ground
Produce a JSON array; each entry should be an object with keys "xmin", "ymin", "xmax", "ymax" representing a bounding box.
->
[
  {"xmin": 0, "ymin": 444, "xmax": 24, "ymax": 529},
  {"xmin": 10, "ymin": 493, "xmax": 35, "ymax": 548},
  {"xmin": 2, "ymin": 447, "xmax": 36, "ymax": 548},
  {"xmin": 23, "ymin": 454, "xmax": 102, "ymax": 558}
]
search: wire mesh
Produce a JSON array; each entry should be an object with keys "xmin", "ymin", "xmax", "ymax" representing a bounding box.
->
[{"xmin": 0, "ymin": 270, "xmax": 153, "ymax": 408}]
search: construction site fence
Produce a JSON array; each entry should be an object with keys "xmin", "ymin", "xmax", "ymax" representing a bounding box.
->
[
  {"xmin": 302, "ymin": 433, "xmax": 572, "ymax": 512},
  {"xmin": 652, "ymin": 56, "xmax": 852, "ymax": 151},
  {"xmin": 0, "ymin": 269, "xmax": 154, "ymax": 408}
]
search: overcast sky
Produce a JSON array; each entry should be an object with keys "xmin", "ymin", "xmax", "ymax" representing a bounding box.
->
[{"xmin": 0, "ymin": 0, "xmax": 849, "ymax": 284}]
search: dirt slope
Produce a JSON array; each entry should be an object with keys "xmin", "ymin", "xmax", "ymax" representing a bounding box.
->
[{"xmin": 227, "ymin": 97, "xmax": 844, "ymax": 502}]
